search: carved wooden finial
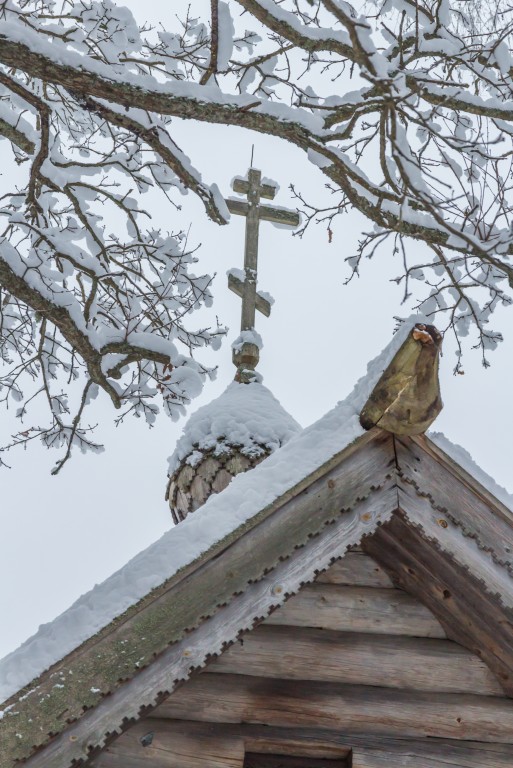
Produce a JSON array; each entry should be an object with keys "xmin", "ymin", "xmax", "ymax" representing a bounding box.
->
[{"xmin": 360, "ymin": 323, "xmax": 443, "ymax": 436}]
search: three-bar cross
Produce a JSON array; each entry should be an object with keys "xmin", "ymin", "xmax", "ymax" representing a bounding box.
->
[{"xmin": 225, "ymin": 167, "xmax": 299, "ymax": 378}]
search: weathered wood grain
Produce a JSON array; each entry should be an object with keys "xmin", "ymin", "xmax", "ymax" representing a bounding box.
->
[
  {"xmin": 208, "ymin": 624, "xmax": 503, "ymax": 695},
  {"xmin": 264, "ymin": 584, "xmax": 446, "ymax": 637},
  {"xmin": 359, "ymin": 324, "xmax": 442, "ymax": 436},
  {"xmin": 352, "ymin": 745, "xmax": 511, "ymax": 768},
  {"xmin": 155, "ymin": 674, "xmax": 513, "ymax": 742},
  {"xmin": 362, "ymin": 510, "xmax": 513, "ymax": 697},
  {"xmin": 316, "ymin": 552, "xmax": 393, "ymax": 587},
  {"xmin": 93, "ymin": 720, "xmax": 513, "ymax": 768},
  {"xmin": 398, "ymin": 481, "xmax": 513, "ymax": 608},
  {"xmin": 397, "ymin": 435, "xmax": 513, "ymax": 570},
  {"xmin": 91, "ymin": 719, "xmax": 243, "ymax": 768}
]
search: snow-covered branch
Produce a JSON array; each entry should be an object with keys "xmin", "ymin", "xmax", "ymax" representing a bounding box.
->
[{"xmin": 1, "ymin": 0, "xmax": 513, "ymax": 467}]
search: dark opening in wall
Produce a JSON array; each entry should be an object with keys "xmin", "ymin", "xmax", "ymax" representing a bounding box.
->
[{"xmin": 244, "ymin": 751, "xmax": 352, "ymax": 768}]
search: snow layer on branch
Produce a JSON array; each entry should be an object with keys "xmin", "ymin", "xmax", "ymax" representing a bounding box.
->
[
  {"xmin": 0, "ymin": 101, "xmax": 36, "ymax": 144},
  {"xmin": 0, "ymin": 21, "xmax": 254, "ymax": 107},
  {"xmin": 249, "ymin": 0, "xmax": 351, "ymax": 47},
  {"xmin": 308, "ymin": 148, "xmax": 332, "ymax": 168},
  {"xmin": 428, "ymin": 432, "xmax": 513, "ymax": 512},
  {"xmin": 0, "ymin": 314, "xmax": 475, "ymax": 704},
  {"xmin": 217, "ymin": 1, "xmax": 234, "ymax": 71},
  {"xmin": 168, "ymin": 380, "xmax": 299, "ymax": 476}
]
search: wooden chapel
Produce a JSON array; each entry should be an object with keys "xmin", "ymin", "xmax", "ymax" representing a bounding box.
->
[
  {"xmin": 2, "ymin": 321, "xmax": 513, "ymax": 768},
  {"xmin": 2, "ymin": 170, "xmax": 513, "ymax": 768}
]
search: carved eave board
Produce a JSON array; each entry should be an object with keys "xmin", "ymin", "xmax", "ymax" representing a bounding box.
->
[{"xmin": 2, "ymin": 431, "xmax": 513, "ymax": 768}]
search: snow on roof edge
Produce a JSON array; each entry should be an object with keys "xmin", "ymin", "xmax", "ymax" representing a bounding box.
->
[
  {"xmin": 0, "ymin": 314, "xmax": 444, "ymax": 705},
  {"xmin": 428, "ymin": 431, "xmax": 513, "ymax": 513}
]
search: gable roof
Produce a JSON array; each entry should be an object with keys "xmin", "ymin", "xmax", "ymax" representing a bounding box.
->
[
  {"xmin": 1, "ymin": 317, "xmax": 418, "ymax": 706},
  {"xmin": 2, "ymin": 322, "xmax": 513, "ymax": 768},
  {"xmin": 2, "ymin": 429, "xmax": 513, "ymax": 768}
]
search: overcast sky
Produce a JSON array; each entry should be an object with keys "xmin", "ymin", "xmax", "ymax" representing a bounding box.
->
[{"xmin": 1, "ymin": 1, "xmax": 512, "ymax": 661}]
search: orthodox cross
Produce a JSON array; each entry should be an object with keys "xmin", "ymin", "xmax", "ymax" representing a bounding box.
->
[{"xmin": 225, "ymin": 167, "xmax": 300, "ymax": 380}]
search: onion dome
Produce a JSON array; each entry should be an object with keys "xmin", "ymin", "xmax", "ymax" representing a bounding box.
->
[{"xmin": 166, "ymin": 380, "xmax": 301, "ymax": 524}]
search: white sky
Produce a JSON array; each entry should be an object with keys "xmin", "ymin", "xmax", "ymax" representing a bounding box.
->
[{"xmin": 0, "ymin": 1, "xmax": 512, "ymax": 661}]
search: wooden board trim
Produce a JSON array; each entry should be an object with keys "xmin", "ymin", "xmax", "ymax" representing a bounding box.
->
[
  {"xmin": 397, "ymin": 435, "xmax": 513, "ymax": 572},
  {"xmin": 399, "ymin": 481, "xmax": 513, "ymax": 610},
  {"xmin": 412, "ymin": 434, "xmax": 513, "ymax": 527}
]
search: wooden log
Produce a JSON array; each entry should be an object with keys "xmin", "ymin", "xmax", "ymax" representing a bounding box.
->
[
  {"xmin": 208, "ymin": 625, "xmax": 503, "ymax": 695},
  {"xmin": 90, "ymin": 718, "xmax": 243, "ymax": 768},
  {"xmin": 352, "ymin": 744, "xmax": 511, "ymax": 768},
  {"xmin": 155, "ymin": 674, "xmax": 513, "ymax": 742},
  {"xmin": 96, "ymin": 720, "xmax": 513, "ymax": 768},
  {"xmin": 264, "ymin": 584, "xmax": 446, "ymax": 638},
  {"xmin": 93, "ymin": 719, "xmax": 352, "ymax": 766},
  {"xmin": 316, "ymin": 553, "xmax": 393, "ymax": 588},
  {"xmin": 92, "ymin": 755, "xmax": 172, "ymax": 768},
  {"xmin": 362, "ymin": 510, "xmax": 513, "ymax": 697}
]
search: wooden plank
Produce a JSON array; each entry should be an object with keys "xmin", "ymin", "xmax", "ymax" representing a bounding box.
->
[
  {"xmin": 398, "ymin": 481, "xmax": 513, "ymax": 608},
  {"xmin": 362, "ymin": 510, "xmax": 513, "ymax": 697},
  {"xmin": 154, "ymin": 674, "xmax": 513, "ymax": 742},
  {"xmin": 352, "ymin": 745, "xmax": 511, "ymax": 768},
  {"xmin": 91, "ymin": 756, "xmax": 171, "ymax": 768},
  {"xmin": 397, "ymin": 435, "xmax": 513, "ymax": 571},
  {"xmin": 90, "ymin": 719, "xmax": 243, "ymax": 768},
  {"xmin": 101, "ymin": 720, "xmax": 513, "ymax": 768},
  {"xmin": 3, "ymin": 430, "xmax": 395, "ymax": 768},
  {"xmin": 95, "ymin": 720, "xmax": 513, "ymax": 768},
  {"xmin": 94, "ymin": 720, "xmax": 353, "ymax": 764},
  {"xmin": 316, "ymin": 552, "xmax": 393, "ymax": 587},
  {"xmin": 208, "ymin": 625, "xmax": 503, "ymax": 695},
  {"xmin": 264, "ymin": 584, "xmax": 446, "ymax": 637},
  {"xmin": 21, "ymin": 486, "xmax": 397, "ymax": 768}
]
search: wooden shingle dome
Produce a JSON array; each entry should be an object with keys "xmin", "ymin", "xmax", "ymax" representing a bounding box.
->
[{"xmin": 165, "ymin": 380, "xmax": 301, "ymax": 524}]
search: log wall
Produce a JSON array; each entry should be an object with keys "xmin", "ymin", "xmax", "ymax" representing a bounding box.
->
[{"xmin": 91, "ymin": 550, "xmax": 513, "ymax": 768}]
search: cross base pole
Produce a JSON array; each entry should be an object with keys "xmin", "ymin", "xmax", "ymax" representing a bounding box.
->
[{"xmin": 233, "ymin": 341, "xmax": 260, "ymax": 383}]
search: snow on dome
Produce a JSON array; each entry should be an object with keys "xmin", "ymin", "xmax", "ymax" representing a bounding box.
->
[{"xmin": 166, "ymin": 380, "xmax": 302, "ymax": 523}]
